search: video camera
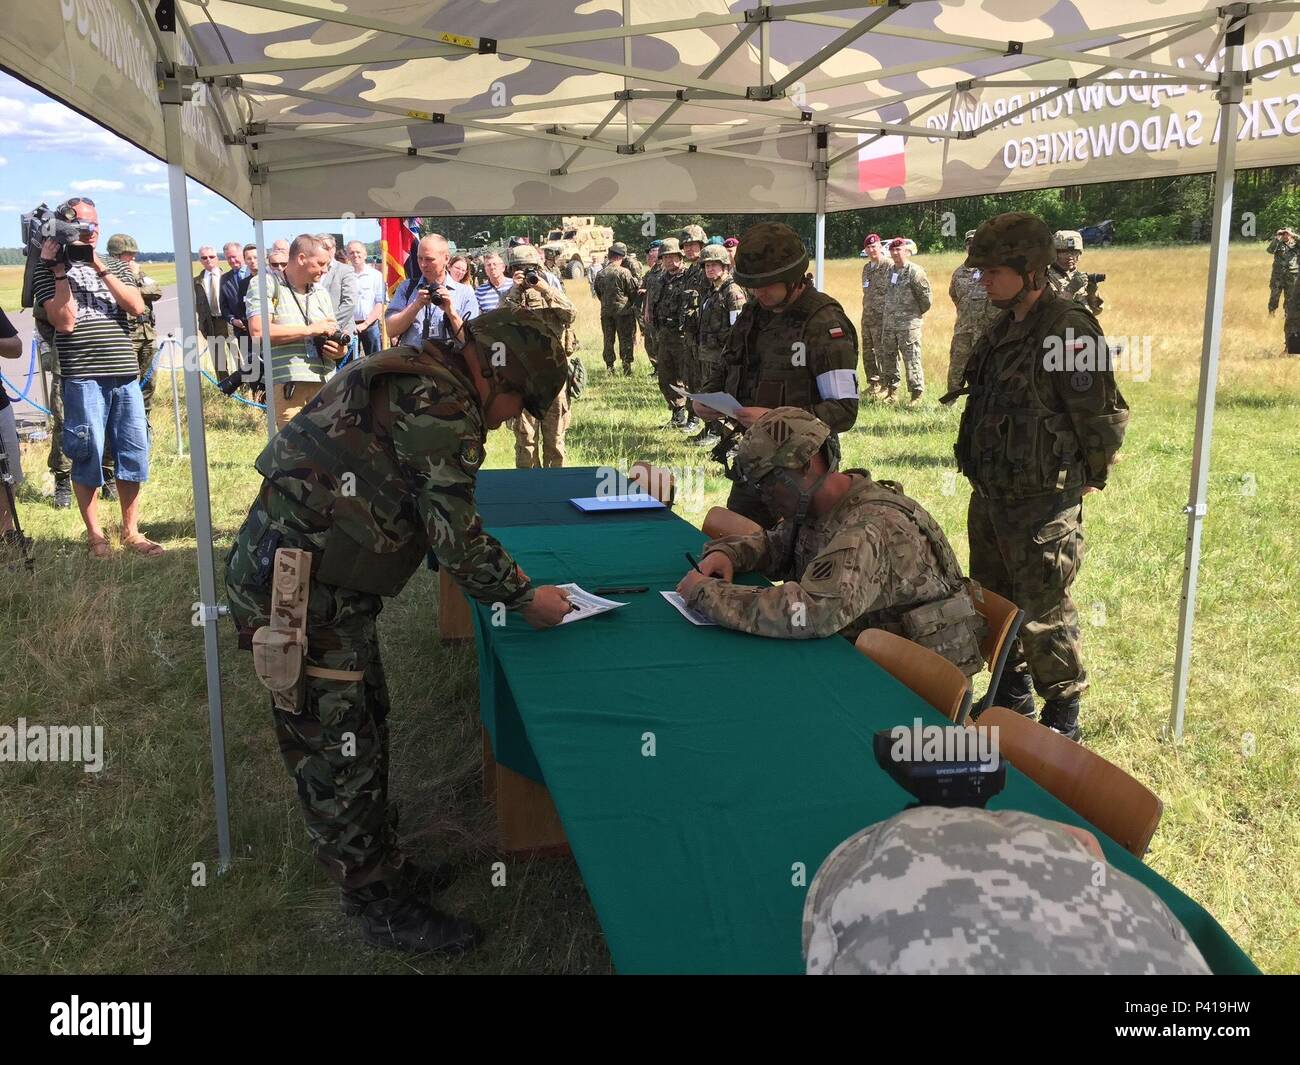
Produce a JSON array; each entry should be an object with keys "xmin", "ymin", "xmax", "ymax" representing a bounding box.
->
[
  {"xmin": 872, "ymin": 727, "xmax": 1006, "ymax": 808},
  {"xmin": 19, "ymin": 203, "xmax": 96, "ymax": 314}
]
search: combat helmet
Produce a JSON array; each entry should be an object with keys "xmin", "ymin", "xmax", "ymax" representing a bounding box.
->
[
  {"xmin": 964, "ymin": 229, "xmax": 978, "ymax": 243},
  {"xmin": 1054, "ymin": 230, "xmax": 1084, "ymax": 253},
  {"xmin": 965, "ymin": 213, "xmax": 1054, "ymax": 277},
  {"xmin": 507, "ymin": 243, "xmax": 542, "ymax": 268},
  {"xmin": 657, "ymin": 236, "xmax": 683, "ymax": 258},
  {"xmin": 466, "ymin": 305, "xmax": 573, "ymax": 418},
  {"xmin": 609, "ymin": 241, "xmax": 627, "ymax": 257},
  {"xmin": 679, "ymin": 224, "xmax": 707, "ymax": 245},
  {"xmin": 735, "ymin": 407, "xmax": 835, "ymax": 486},
  {"xmin": 106, "ymin": 233, "xmax": 138, "ymax": 256},
  {"xmin": 733, "ymin": 222, "xmax": 810, "ymax": 289},
  {"xmin": 699, "ymin": 244, "xmax": 730, "ymax": 267}
]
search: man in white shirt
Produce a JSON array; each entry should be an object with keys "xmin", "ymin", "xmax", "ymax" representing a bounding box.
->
[{"xmin": 346, "ymin": 240, "xmax": 387, "ymax": 355}]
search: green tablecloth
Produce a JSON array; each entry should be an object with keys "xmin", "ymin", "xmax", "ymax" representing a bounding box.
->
[{"xmin": 470, "ymin": 470, "xmax": 1258, "ymax": 975}]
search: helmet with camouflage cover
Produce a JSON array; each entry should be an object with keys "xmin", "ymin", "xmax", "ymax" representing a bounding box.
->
[
  {"xmin": 106, "ymin": 233, "xmax": 138, "ymax": 256},
  {"xmin": 735, "ymin": 407, "xmax": 834, "ymax": 486},
  {"xmin": 964, "ymin": 229, "xmax": 978, "ymax": 243},
  {"xmin": 609, "ymin": 241, "xmax": 627, "ymax": 257},
  {"xmin": 679, "ymin": 224, "xmax": 707, "ymax": 245},
  {"xmin": 507, "ymin": 242, "xmax": 542, "ymax": 268},
  {"xmin": 1054, "ymin": 230, "xmax": 1084, "ymax": 252},
  {"xmin": 466, "ymin": 305, "xmax": 573, "ymax": 418},
  {"xmin": 733, "ymin": 222, "xmax": 810, "ymax": 289},
  {"xmin": 657, "ymin": 236, "xmax": 683, "ymax": 258},
  {"xmin": 965, "ymin": 213, "xmax": 1054, "ymax": 280},
  {"xmin": 699, "ymin": 244, "xmax": 730, "ymax": 267}
]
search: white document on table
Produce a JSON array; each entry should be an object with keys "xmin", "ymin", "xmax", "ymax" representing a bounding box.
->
[
  {"xmin": 671, "ymin": 384, "xmax": 743, "ymax": 417},
  {"xmin": 558, "ymin": 583, "xmax": 628, "ymax": 624},
  {"xmin": 661, "ymin": 591, "xmax": 718, "ymax": 626}
]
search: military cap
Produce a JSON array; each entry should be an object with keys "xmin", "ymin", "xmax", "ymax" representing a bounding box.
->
[
  {"xmin": 723, "ymin": 237, "xmax": 739, "ymax": 248},
  {"xmin": 679, "ymin": 224, "xmax": 707, "ymax": 245},
  {"xmin": 507, "ymin": 243, "xmax": 542, "ymax": 267},
  {"xmin": 862, "ymin": 233, "xmax": 881, "ymax": 248},
  {"xmin": 733, "ymin": 222, "xmax": 809, "ymax": 288},
  {"xmin": 735, "ymin": 407, "xmax": 832, "ymax": 485},
  {"xmin": 1054, "ymin": 230, "xmax": 1084, "ymax": 252},
  {"xmin": 648, "ymin": 238, "xmax": 663, "ymax": 250},
  {"xmin": 965, "ymin": 213, "xmax": 1055, "ymax": 276},
  {"xmin": 707, "ymin": 235, "xmax": 725, "ymax": 246},
  {"xmin": 467, "ymin": 305, "xmax": 573, "ymax": 418},
  {"xmin": 657, "ymin": 236, "xmax": 683, "ymax": 257},
  {"xmin": 106, "ymin": 233, "xmax": 138, "ymax": 256},
  {"xmin": 964, "ymin": 229, "xmax": 978, "ymax": 242},
  {"xmin": 699, "ymin": 244, "xmax": 730, "ymax": 266},
  {"xmin": 803, "ymin": 806, "xmax": 1212, "ymax": 975},
  {"xmin": 888, "ymin": 237, "xmax": 907, "ymax": 250},
  {"xmin": 609, "ymin": 242, "xmax": 627, "ymax": 256}
]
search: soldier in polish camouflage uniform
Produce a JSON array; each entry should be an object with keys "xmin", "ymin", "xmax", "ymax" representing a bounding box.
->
[
  {"xmin": 677, "ymin": 408, "xmax": 984, "ymax": 672},
  {"xmin": 695, "ymin": 223, "xmax": 859, "ymax": 528},
  {"xmin": 803, "ymin": 806, "xmax": 1211, "ymax": 975},
  {"xmin": 676, "ymin": 225, "xmax": 710, "ymax": 433},
  {"xmin": 949, "ymin": 213, "xmax": 1129, "ymax": 740},
  {"xmin": 877, "ymin": 237, "xmax": 932, "ymax": 403},
  {"xmin": 593, "ymin": 242, "xmax": 639, "ymax": 374},
  {"xmin": 859, "ymin": 233, "xmax": 889, "ymax": 396},
  {"xmin": 1266, "ymin": 227, "xmax": 1299, "ymax": 315},
  {"xmin": 691, "ymin": 243, "xmax": 748, "ymax": 450},
  {"xmin": 1047, "ymin": 230, "xmax": 1104, "ymax": 316},
  {"xmin": 651, "ymin": 237, "xmax": 691, "ymax": 427},
  {"xmin": 946, "ymin": 229, "xmax": 1001, "ymax": 396},
  {"xmin": 640, "ymin": 240, "xmax": 663, "ymax": 372},
  {"xmin": 224, "ymin": 304, "xmax": 575, "ymax": 955}
]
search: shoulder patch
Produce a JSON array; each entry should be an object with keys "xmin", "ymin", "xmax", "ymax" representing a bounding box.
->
[
  {"xmin": 828, "ymin": 326, "xmax": 845, "ymax": 339},
  {"xmin": 459, "ymin": 439, "xmax": 483, "ymax": 468}
]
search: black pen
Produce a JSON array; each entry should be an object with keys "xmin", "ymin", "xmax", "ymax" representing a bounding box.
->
[
  {"xmin": 685, "ymin": 552, "xmax": 704, "ymax": 574},
  {"xmin": 593, "ymin": 586, "xmax": 649, "ymax": 595}
]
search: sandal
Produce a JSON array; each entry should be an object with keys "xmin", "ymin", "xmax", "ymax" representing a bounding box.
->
[
  {"xmin": 121, "ymin": 534, "xmax": 165, "ymax": 558},
  {"xmin": 88, "ymin": 535, "xmax": 112, "ymax": 560}
]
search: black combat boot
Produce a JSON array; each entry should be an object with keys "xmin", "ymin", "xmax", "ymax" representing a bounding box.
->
[
  {"xmin": 53, "ymin": 473, "xmax": 72, "ymax": 509},
  {"xmin": 339, "ymin": 859, "xmax": 458, "ymax": 916},
  {"xmin": 668, "ymin": 407, "xmax": 689, "ymax": 429},
  {"xmin": 357, "ymin": 894, "xmax": 482, "ymax": 956},
  {"xmin": 990, "ymin": 670, "xmax": 1036, "ymax": 721},
  {"xmin": 1040, "ymin": 696, "xmax": 1082, "ymax": 741}
]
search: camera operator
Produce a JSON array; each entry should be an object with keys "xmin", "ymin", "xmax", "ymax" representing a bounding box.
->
[
  {"xmin": 246, "ymin": 233, "xmax": 343, "ymax": 431},
  {"xmin": 31, "ymin": 197, "xmax": 161, "ymax": 559},
  {"xmin": 385, "ymin": 233, "xmax": 479, "ymax": 348},
  {"xmin": 0, "ymin": 304, "xmax": 28, "ymax": 553}
]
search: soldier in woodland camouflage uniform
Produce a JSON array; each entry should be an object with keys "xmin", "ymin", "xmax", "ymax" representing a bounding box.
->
[
  {"xmin": 224, "ymin": 305, "xmax": 575, "ymax": 955},
  {"xmin": 690, "ymin": 244, "xmax": 748, "ymax": 450},
  {"xmin": 947, "ymin": 229, "xmax": 1001, "ymax": 396},
  {"xmin": 676, "ymin": 225, "xmax": 710, "ymax": 433},
  {"xmin": 1266, "ymin": 227, "xmax": 1299, "ymax": 315},
  {"xmin": 640, "ymin": 240, "xmax": 663, "ymax": 372},
  {"xmin": 593, "ymin": 242, "xmax": 639, "ymax": 374},
  {"xmin": 504, "ymin": 243, "xmax": 578, "ymax": 467},
  {"xmin": 652, "ymin": 237, "xmax": 691, "ymax": 427},
  {"xmin": 803, "ymin": 806, "xmax": 1211, "ymax": 975},
  {"xmin": 948, "ymin": 213, "xmax": 1129, "ymax": 740},
  {"xmin": 695, "ymin": 223, "xmax": 859, "ymax": 528},
  {"xmin": 878, "ymin": 237, "xmax": 932, "ymax": 403},
  {"xmin": 678, "ymin": 408, "xmax": 984, "ymax": 673},
  {"xmin": 859, "ymin": 234, "xmax": 889, "ymax": 396},
  {"xmin": 1046, "ymin": 230, "xmax": 1104, "ymax": 316}
]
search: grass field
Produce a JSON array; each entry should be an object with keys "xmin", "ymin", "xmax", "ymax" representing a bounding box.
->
[
  {"xmin": 2, "ymin": 246, "xmax": 1298, "ymax": 974},
  {"xmin": 0, "ymin": 261, "xmax": 194, "ymax": 310}
]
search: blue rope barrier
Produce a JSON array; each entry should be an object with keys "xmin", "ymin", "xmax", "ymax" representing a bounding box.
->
[{"xmin": 1, "ymin": 343, "xmax": 40, "ymax": 405}]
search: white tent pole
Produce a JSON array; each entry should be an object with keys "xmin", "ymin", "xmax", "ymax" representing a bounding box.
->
[
  {"xmin": 1169, "ymin": 10, "xmax": 1246, "ymax": 741},
  {"xmin": 170, "ymin": 336, "xmax": 183, "ymax": 457},
  {"xmin": 814, "ymin": 127, "xmax": 828, "ymax": 290},
  {"xmin": 156, "ymin": 12, "xmax": 232, "ymax": 871},
  {"xmin": 252, "ymin": 196, "xmax": 278, "ymax": 437}
]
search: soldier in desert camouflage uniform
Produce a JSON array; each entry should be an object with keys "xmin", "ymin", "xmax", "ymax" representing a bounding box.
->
[
  {"xmin": 946, "ymin": 229, "xmax": 1001, "ymax": 395},
  {"xmin": 877, "ymin": 237, "xmax": 932, "ymax": 404},
  {"xmin": 593, "ymin": 241, "xmax": 638, "ymax": 374},
  {"xmin": 677, "ymin": 408, "xmax": 984, "ymax": 673},
  {"xmin": 224, "ymin": 304, "xmax": 575, "ymax": 955},
  {"xmin": 1266, "ymin": 227, "xmax": 1299, "ymax": 315},
  {"xmin": 948, "ymin": 213, "xmax": 1129, "ymax": 740},
  {"xmin": 803, "ymin": 806, "xmax": 1211, "ymax": 975},
  {"xmin": 1047, "ymin": 230, "xmax": 1104, "ymax": 316},
  {"xmin": 859, "ymin": 233, "xmax": 889, "ymax": 396}
]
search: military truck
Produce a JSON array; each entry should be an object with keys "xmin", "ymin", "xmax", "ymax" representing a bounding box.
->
[{"xmin": 542, "ymin": 216, "xmax": 614, "ymax": 279}]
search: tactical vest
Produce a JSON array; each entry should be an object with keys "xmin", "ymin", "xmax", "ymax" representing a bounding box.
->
[
  {"xmin": 954, "ymin": 291, "xmax": 1096, "ymax": 499},
  {"xmin": 255, "ymin": 344, "xmax": 474, "ymax": 597},
  {"xmin": 653, "ymin": 271, "xmax": 686, "ymax": 331},
  {"xmin": 698, "ymin": 278, "xmax": 745, "ymax": 355},
  {"xmin": 725, "ymin": 287, "xmax": 840, "ymax": 410}
]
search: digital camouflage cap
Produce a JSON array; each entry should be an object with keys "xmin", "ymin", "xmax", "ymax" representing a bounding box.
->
[
  {"xmin": 679, "ymin": 224, "xmax": 707, "ymax": 245},
  {"xmin": 965, "ymin": 212, "xmax": 1055, "ymax": 278},
  {"xmin": 699, "ymin": 244, "xmax": 730, "ymax": 266},
  {"xmin": 735, "ymin": 407, "xmax": 833, "ymax": 485},
  {"xmin": 733, "ymin": 222, "xmax": 809, "ymax": 288},
  {"xmin": 106, "ymin": 233, "xmax": 138, "ymax": 256},
  {"xmin": 466, "ymin": 305, "xmax": 572, "ymax": 418},
  {"xmin": 1054, "ymin": 230, "xmax": 1084, "ymax": 252}
]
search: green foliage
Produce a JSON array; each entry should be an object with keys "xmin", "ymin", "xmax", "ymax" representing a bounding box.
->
[{"xmin": 1258, "ymin": 187, "xmax": 1300, "ymax": 238}]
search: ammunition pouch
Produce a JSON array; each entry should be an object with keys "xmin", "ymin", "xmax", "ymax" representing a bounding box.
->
[
  {"xmin": 251, "ymin": 548, "xmax": 312, "ymax": 713},
  {"xmin": 901, "ymin": 586, "xmax": 986, "ymax": 678}
]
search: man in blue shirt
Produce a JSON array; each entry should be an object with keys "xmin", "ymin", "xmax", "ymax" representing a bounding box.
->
[
  {"xmin": 385, "ymin": 233, "xmax": 478, "ymax": 347},
  {"xmin": 474, "ymin": 252, "xmax": 514, "ymax": 313}
]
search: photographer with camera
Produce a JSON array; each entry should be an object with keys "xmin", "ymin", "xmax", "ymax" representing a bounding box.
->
[
  {"xmin": 246, "ymin": 233, "xmax": 343, "ymax": 431},
  {"xmin": 1047, "ymin": 230, "xmax": 1104, "ymax": 316},
  {"xmin": 31, "ymin": 197, "xmax": 160, "ymax": 559},
  {"xmin": 385, "ymin": 233, "xmax": 479, "ymax": 348}
]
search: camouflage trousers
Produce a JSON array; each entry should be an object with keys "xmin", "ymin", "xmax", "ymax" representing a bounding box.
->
[
  {"xmin": 1285, "ymin": 280, "xmax": 1300, "ymax": 352},
  {"xmin": 134, "ymin": 332, "xmax": 158, "ymax": 413},
  {"xmin": 600, "ymin": 312, "xmax": 637, "ymax": 369},
  {"xmin": 878, "ymin": 317, "xmax": 924, "ymax": 395},
  {"xmin": 642, "ymin": 323, "xmax": 660, "ymax": 368},
  {"xmin": 656, "ymin": 333, "xmax": 688, "ymax": 411},
  {"xmin": 947, "ymin": 330, "xmax": 979, "ymax": 395},
  {"xmin": 514, "ymin": 389, "xmax": 571, "ymax": 469},
  {"xmin": 860, "ymin": 311, "xmax": 882, "ymax": 385},
  {"xmin": 1269, "ymin": 270, "xmax": 1297, "ymax": 314},
  {"xmin": 967, "ymin": 489, "xmax": 1088, "ymax": 703},
  {"xmin": 224, "ymin": 493, "xmax": 405, "ymax": 893}
]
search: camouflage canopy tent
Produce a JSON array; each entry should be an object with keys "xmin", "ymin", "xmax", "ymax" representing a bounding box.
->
[{"xmin": 7, "ymin": 0, "xmax": 1300, "ymax": 866}]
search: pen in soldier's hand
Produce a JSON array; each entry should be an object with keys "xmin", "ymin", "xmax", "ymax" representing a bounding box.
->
[{"xmin": 685, "ymin": 552, "xmax": 704, "ymax": 574}]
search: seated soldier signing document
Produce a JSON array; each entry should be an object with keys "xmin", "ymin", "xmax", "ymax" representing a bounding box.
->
[{"xmin": 676, "ymin": 408, "xmax": 984, "ymax": 675}]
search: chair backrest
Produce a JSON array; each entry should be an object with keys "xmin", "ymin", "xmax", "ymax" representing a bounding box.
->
[
  {"xmin": 629, "ymin": 461, "xmax": 675, "ymax": 505},
  {"xmin": 978, "ymin": 706, "xmax": 1163, "ymax": 858},
  {"xmin": 969, "ymin": 583, "xmax": 1020, "ymax": 668},
  {"xmin": 855, "ymin": 628, "xmax": 970, "ymax": 724},
  {"xmin": 702, "ymin": 506, "xmax": 762, "ymax": 540}
]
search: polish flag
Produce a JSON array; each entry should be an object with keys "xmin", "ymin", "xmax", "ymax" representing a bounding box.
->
[{"xmin": 857, "ymin": 134, "xmax": 906, "ymax": 193}]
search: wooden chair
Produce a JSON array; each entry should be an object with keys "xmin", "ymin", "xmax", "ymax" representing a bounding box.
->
[
  {"xmin": 702, "ymin": 506, "xmax": 762, "ymax": 540},
  {"xmin": 629, "ymin": 461, "xmax": 676, "ymax": 505},
  {"xmin": 978, "ymin": 706, "xmax": 1163, "ymax": 858},
  {"xmin": 855, "ymin": 628, "xmax": 972, "ymax": 724},
  {"xmin": 968, "ymin": 583, "xmax": 1023, "ymax": 714}
]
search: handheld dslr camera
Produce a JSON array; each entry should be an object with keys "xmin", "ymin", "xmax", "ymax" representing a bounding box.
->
[
  {"xmin": 310, "ymin": 329, "xmax": 349, "ymax": 358},
  {"xmin": 873, "ymin": 727, "xmax": 1006, "ymax": 808}
]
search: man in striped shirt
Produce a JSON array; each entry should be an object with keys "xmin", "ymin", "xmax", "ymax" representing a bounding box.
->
[
  {"xmin": 473, "ymin": 252, "xmax": 512, "ymax": 313},
  {"xmin": 31, "ymin": 198, "xmax": 161, "ymax": 558}
]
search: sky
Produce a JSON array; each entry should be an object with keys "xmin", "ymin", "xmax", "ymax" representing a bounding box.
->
[{"xmin": 0, "ymin": 71, "xmax": 379, "ymax": 256}]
